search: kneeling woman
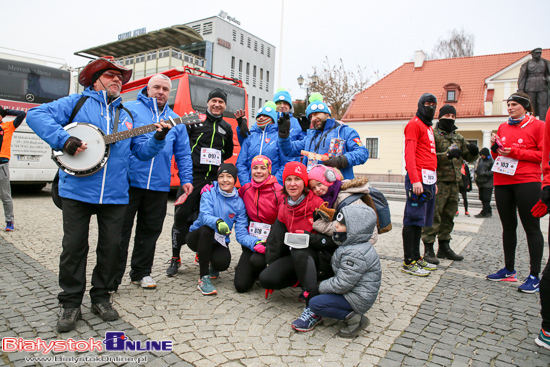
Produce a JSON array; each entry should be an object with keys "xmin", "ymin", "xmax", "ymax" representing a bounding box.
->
[
  {"xmin": 234, "ymin": 155, "xmax": 284, "ymax": 293},
  {"xmin": 259, "ymin": 161, "xmax": 337, "ymax": 331},
  {"xmin": 187, "ymin": 164, "xmax": 261, "ymax": 296}
]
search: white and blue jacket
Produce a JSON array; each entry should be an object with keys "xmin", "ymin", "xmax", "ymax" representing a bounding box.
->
[
  {"xmin": 189, "ymin": 182, "xmax": 259, "ymax": 250},
  {"xmin": 125, "ymin": 87, "xmax": 192, "ymax": 192},
  {"xmin": 236, "ymin": 113, "xmax": 305, "ymax": 146},
  {"xmin": 278, "ymin": 118, "xmax": 369, "ymax": 179},
  {"xmin": 236, "ymin": 123, "xmax": 296, "ymax": 185},
  {"xmin": 26, "ymin": 87, "xmax": 166, "ymax": 204}
]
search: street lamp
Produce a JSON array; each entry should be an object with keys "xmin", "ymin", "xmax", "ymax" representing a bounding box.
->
[{"xmin": 297, "ymin": 73, "xmax": 318, "ymax": 105}]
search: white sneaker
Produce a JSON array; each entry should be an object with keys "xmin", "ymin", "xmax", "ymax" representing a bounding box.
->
[{"xmin": 132, "ymin": 276, "xmax": 157, "ymax": 289}]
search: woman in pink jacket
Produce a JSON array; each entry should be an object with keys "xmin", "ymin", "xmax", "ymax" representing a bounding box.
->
[{"xmin": 234, "ymin": 156, "xmax": 284, "ymax": 293}]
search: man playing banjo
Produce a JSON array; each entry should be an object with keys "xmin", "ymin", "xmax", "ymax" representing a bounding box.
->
[{"xmin": 26, "ymin": 56, "xmax": 171, "ymax": 333}]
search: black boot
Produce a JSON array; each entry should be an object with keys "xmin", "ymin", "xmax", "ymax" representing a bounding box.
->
[
  {"xmin": 437, "ymin": 240, "xmax": 464, "ymax": 261},
  {"xmin": 423, "ymin": 242, "xmax": 440, "ymax": 265},
  {"xmin": 474, "ymin": 211, "xmax": 486, "ymax": 218}
]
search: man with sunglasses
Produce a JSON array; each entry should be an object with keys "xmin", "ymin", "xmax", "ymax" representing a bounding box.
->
[{"xmin": 27, "ymin": 56, "xmax": 171, "ymax": 333}]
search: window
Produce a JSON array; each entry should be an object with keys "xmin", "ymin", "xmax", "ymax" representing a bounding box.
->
[
  {"xmin": 267, "ymin": 47, "xmax": 271, "ymax": 58},
  {"xmin": 232, "ymin": 30, "xmax": 237, "ymax": 41},
  {"xmin": 115, "ymin": 59, "xmax": 123, "ymax": 65},
  {"xmin": 260, "ymin": 68, "xmax": 263, "ymax": 80},
  {"xmin": 203, "ymin": 22, "xmax": 213, "ymax": 35},
  {"xmin": 443, "ymin": 83, "xmax": 460, "ymax": 102},
  {"xmin": 135, "ymin": 54, "xmax": 145, "ymax": 63},
  {"xmin": 266, "ymin": 71, "xmax": 269, "ymax": 92},
  {"xmin": 253, "ymin": 66, "xmax": 257, "ymax": 77},
  {"xmin": 447, "ymin": 90, "xmax": 456, "ymax": 101},
  {"xmin": 246, "ymin": 62, "xmax": 250, "ymax": 84},
  {"xmin": 261, "ymin": 44, "xmax": 264, "ymax": 54},
  {"xmin": 158, "ymin": 49, "xmax": 170, "ymax": 58},
  {"xmin": 252, "ymin": 96, "xmax": 255, "ymax": 108},
  {"xmin": 191, "ymin": 24, "xmax": 201, "ymax": 33},
  {"xmin": 247, "ymin": 37, "xmax": 251, "ymax": 48},
  {"xmin": 231, "ymin": 57, "xmax": 235, "ymax": 69},
  {"xmin": 259, "ymin": 98, "xmax": 262, "ymax": 107},
  {"xmin": 254, "ymin": 41, "xmax": 258, "ymax": 51},
  {"xmin": 171, "ymin": 50, "xmax": 182, "ymax": 60},
  {"xmin": 147, "ymin": 51, "xmax": 157, "ymax": 61},
  {"xmin": 239, "ymin": 60, "xmax": 243, "ymax": 72},
  {"xmin": 365, "ymin": 138, "xmax": 379, "ymax": 159},
  {"xmin": 240, "ymin": 34, "xmax": 244, "ymax": 45},
  {"xmin": 124, "ymin": 57, "xmax": 133, "ymax": 65}
]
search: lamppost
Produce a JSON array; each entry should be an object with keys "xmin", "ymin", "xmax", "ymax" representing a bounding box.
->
[{"xmin": 297, "ymin": 73, "xmax": 318, "ymax": 107}]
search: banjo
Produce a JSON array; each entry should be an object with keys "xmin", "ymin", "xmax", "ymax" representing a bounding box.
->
[{"xmin": 53, "ymin": 113, "xmax": 201, "ymax": 176}]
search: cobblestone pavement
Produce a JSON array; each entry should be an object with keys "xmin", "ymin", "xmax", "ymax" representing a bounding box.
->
[{"xmin": 1, "ymin": 190, "xmax": 550, "ymax": 366}]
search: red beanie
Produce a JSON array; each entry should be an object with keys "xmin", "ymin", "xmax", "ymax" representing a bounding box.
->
[{"xmin": 283, "ymin": 162, "xmax": 308, "ymax": 185}]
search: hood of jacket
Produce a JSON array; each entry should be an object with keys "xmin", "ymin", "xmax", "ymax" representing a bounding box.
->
[{"xmin": 338, "ymin": 205, "xmax": 377, "ymax": 246}]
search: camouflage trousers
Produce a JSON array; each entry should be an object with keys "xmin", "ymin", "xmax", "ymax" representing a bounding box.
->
[{"xmin": 421, "ymin": 181, "xmax": 459, "ymax": 244}]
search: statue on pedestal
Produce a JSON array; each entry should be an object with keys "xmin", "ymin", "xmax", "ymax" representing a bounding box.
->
[{"xmin": 518, "ymin": 48, "xmax": 550, "ymax": 120}]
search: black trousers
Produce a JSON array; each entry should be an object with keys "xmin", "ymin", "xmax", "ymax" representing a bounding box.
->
[
  {"xmin": 115, "ymin": 187, "xmax": 168, "ymax": 285},
  {"xmin": 459, "ymin": 187, "xmax": 468, "ymax": 212},
  {"xmin": 186, "ymin": 225, "xmax": 231, "ymax": 278},
  {"xmin": 540, "ymin": 221, "xmax": 550, "ymax": 330},
  {"xmin": 172, "ymin": 175, "xmax": 216, "ymax": 254},
  {"xmin": 234, "ymin": 247, "xmax": 267, "ymax": 293},
  {"xmin": 495, "ymin": 182, "xmax": 543, "ymax": 275},
  {"xmin": 259, "ymin": 248, "xmax": 320, "ymax": 305},
  {"xmin": 403, "ymin": 225, "xmax": 422, "ymax": 264},
  {"xmin": 59, "ymin": 198, "xmax": 126, "ymax": 307},
  {"xmin": 478, "ymin": 187, "xmax": 493, "ymax": 214}
]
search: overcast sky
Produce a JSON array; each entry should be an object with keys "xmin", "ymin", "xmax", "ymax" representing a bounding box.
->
[{"xmin": 3, "ymin": 0, "xmax": 549, "ymax": 99}]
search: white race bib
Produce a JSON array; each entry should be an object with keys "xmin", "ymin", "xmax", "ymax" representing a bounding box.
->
[
  {"xmin": 200, "ymin": 148, "xmax": 221, "ymax": 166},
  {"xmin": 214, "ymin": 232, "xmax": 227, "ymax": 247},
  {"xmin": 248, "ymin": 222, "xmax": 271, "ymax": 241},
  {"xmin": 492, "ymin": 156, "xmax": 518, "ymax": 176},
  {"xmin": 422, "ymin": 169, "xmax": 437, "ymax": 185}
]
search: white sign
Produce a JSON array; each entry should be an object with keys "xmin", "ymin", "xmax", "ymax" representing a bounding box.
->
[{"xmin": 218, "ymin": 10, "xmax": 241, "ymax": 25}]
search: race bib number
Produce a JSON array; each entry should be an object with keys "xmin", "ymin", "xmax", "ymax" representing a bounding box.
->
[
  {"xmin": 421, "ymin": 169, "xmax": 437, "ymax": 185},
  {"xmin": 328, "ymin": 138, "xmax": 345, "ymax": 157},
  {"xmin": 200, "ymin": 148, "xmax": 221, "ymax": 166},
  {"xmin": 492, "ymin": 156, "xmax": 518, "ymax": 176},
  {"xmin": 214, "ymin": 232, "xmax": 227, "ymax": 247},
  {"xmin": 249, "ymin": 222, "xmax": 271, "ymax": 241}
]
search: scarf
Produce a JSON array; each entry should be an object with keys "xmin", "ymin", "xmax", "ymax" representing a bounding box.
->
[
  {"xmin": 218, "ymin": 186, "xmax": 237, "ymax": 198},
  {"xmin": 250, "ymin": 175, "xmax": 278, "ymax": 206},
  {"xmin": 287, "ymin": 194, "xmax": 306, "ymax": 207},
  {"xmin": 320, "ymin": 180, "xmax": 343, "ymax": 208},
  {"xmin": 508, "ymin": 115, "xmax": 526, "ymax": 125}
]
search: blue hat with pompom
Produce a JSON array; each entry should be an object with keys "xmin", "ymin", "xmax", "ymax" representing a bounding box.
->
[
  {"xmin": 273, "ymin": 88, "xmax": 292, "ymax": 107},
  {"xmin": 256, "ymin": 101, "xmax": 277, "ymax": 126},
  {"xmin": 306, "ymin": 93, "xmax": 330, "ymax": 119}
]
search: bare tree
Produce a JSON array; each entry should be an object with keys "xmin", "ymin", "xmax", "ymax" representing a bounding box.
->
[
  {"xmin": 304, "ymin": 57, "xmax": 369, "ymax": 120},
  {"xmin": 431, "ymin": 29, "xmax": 475, "ymax": 59}
]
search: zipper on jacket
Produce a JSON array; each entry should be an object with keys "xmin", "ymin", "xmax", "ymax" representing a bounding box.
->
[
  {"xmin": 205, "ymin": 122, "xmax": 217, "ymax": 179},
  {"xmin": 191, "ymin": 133, "xmax": 203, "ymax": 153}
]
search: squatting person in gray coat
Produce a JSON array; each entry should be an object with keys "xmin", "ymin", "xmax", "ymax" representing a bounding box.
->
[{"xmin": 308, "ymin": 205, "xmax": 382, "ymax": 338}]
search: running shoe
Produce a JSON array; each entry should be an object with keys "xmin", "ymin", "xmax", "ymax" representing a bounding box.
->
[
  {"xmin": 486, "ymin": 267, "xmax": 517, "ymax": 282},
  {"xmin": 166, "ymin": 257, "xmax": 181, "ymax": 277},
  {"xmin": 401, "ymin": 261, "xmax": 430, "ymax": 277},
  {"xmin": 416, "ymin": 257, "xmax": 437, "ymax": 271},
  {"xmin": 194, "ymin": 253, "xmax": 199, "ymax": 266},
  {"xmin": 198, "ymin": 275, "xmax": 217, "ymax": 295},
  {"xmin": 518, "ymin": 275, "xmax": 540, "ymax": 293},
  {"xmin": 5, "ymin": 221, "xmax": 14, "ymax": 231},
  {"xmin": 536, "ymin": 329, "xmax": 550, "ymax": 350},
  {"xmin": 291, "ymin": 307, "xmax": 323, "ymax": 332},
  {"xmin": 132, "ymin": 276, "xmax": 157, "ymax": 289}
]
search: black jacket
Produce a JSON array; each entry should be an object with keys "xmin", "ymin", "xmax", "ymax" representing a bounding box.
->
[{"xmin": 475, "ymin": 157, "xmax": 494, "ymax": 188}]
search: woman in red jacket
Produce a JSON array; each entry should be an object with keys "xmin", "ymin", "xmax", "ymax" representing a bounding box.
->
[
  {"xmin": 486, "ymin": 93, "xmax": 544, "ymax": 293},
  {"xmin": 259, "ymin": 161, "xmax": 336, "ymax": 332},
  {"xmin": 234, "ymin": 156, "xmax": 284, "ymax": 293}
]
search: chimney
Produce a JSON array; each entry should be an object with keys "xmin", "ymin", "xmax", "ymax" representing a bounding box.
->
[{"xmin": 414, "ymin": 50, "xmax": 426, "ymax": 68}]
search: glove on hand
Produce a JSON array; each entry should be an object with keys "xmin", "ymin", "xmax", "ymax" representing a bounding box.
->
[
  {"xmin": 237, "ymin": 116, "xmax": 250, "ymax": 138},
  {"xmin": 447, "ymin": 148, "xmax": 462, "ymax": 159},
  {"xmin": 491, "ymin": 142, "xmax": 499, "ymax": 153},
  {"xmin": 154, "ymin": 126, "xmax": 170, "ymax": 140},
  {"xmin": 216, "ymin": 219, "xmax": 230, "ymax": 235},
  {"xmin": 63, "ymin": 136, "xmax": 83, "ymax": 156},
  {"xmin": 531, "ymin": 200, "xmax": 548, "ymax": 218},
  {"xmin": 467, "ymin": 143, "xmax": 479, "ymax": 156},
  {"xmin": 200, "ymin": 183, "xmax": 214, "ymax": 195},
  {"xmin": 316, "ymin": 202, "xmax": 335, "ymax": 222},
  {"xmin": 277, "ymin": 112, "xmax": 291, "ymax": 139},
  {"xmin": 298, "ymin": 115, "xmax": 310, "ymax": 132},
  {"xmin": 323, "ymin": 155, "xmax": 348, "ymax": 169},
  {"xmin": 253, "ymin": 242, "xmax": 266, "ymax": 254}
]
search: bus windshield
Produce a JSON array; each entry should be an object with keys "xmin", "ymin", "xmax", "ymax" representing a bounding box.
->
[{"xmin": 187, "ymin": 75, "xmax": 246, "ymax": 117}]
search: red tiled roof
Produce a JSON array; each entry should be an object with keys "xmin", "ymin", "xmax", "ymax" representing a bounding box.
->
[{"xmin": 343, "ymin": 49, "xmax": 550, "ymax": 122}]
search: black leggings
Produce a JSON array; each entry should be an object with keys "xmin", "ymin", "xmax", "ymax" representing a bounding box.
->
[
  {"xmin": 259, "ymin": 248, "xmax": 320, "ymax": 305},
  {"xmin": 234, "ymin": 247, "xmax": 266, "ymax": 293},
  {"xmin": 459, "ymin": 188, "xmax": 468, "ymax": 212},
  {"xmin": 403, "ymin": 225, "xmax": 422, "ymax": 264},
  {"xmin": 495, "ymin": 182, "xmax": 543, "ymax": 276},
  {"xmin": 186, "ymin": 225, "xmax": 231, "ymax": 278}
]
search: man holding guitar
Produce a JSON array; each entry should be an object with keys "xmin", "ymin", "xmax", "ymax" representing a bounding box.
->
[
  {"xmin": 26, "ymin": 56, "xmax": 171, "ymax": 333},
  {"xmin": 114, "ymin": 73, "xmax": 193, "ymax": 291}
]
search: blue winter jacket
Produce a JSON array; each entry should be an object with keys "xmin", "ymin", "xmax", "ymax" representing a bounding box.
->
[
  {"xmin": 236, "ymin": 123, "xmax": 296, "ymax": 185},
  {"xmin": 26, "ymin": 87, "xmax": 166, "ymax": 204},
  {"xmin": 236, "ymin": 113, "xmax": 304, "ymax": 146},
  {"xmin": 125, "ymin": 87, "xmax": 192, "ymax": 192},
  {"xmin": 189, "ymin": 182, "xmax": 259, "ymax": 250},
  {"xmin": 278, "ymin": 118, "xmax": 369, "ymax": 179}
]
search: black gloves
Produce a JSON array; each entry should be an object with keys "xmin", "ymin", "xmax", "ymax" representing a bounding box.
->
[
  {"xmin": 277, "ymin": 113, "xmax": 291, "ymax": 139},
  {"xmin": 323, "ymin": 155, "xmax": 348, "ymax": 169},
  {"xmin": 447, "ymin": 148, "xmax": 462, "ymax": 160},
  {"xmin": 467, "ymin": 143, "xmax": 479, "ymax": 156},
  {"xmin": 542, "ymin": 186, "xmax": 550, "ymax": 207},
  {"xmin": 298, "ymin": 115, "xmax": 310, "ymax": 132},
  {"xmin": 63, "ymin": 136, "xmax": 83, "ymax": 156},
  {"xmin": 237, "ymin": 116, "xmax": 250, "ymax": 138},
  {"xmin": 491, "ymin": 142, "xmax": 499, "ymax": 153},
  {"xmin": 154, "ymin": 126, "xmax": 170, "ymax": 140}
]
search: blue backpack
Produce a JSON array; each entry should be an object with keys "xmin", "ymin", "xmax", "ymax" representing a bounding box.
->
[{"xmin": 335, "ymin": 187, "xmax": 392, "ymax": 234}]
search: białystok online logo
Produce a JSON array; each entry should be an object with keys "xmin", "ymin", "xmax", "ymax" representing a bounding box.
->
[{"xmin": 2, "ymin": 332, "xmax": 173, "ymax": 354}]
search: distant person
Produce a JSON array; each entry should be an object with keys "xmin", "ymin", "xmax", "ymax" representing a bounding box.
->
[
  {"xmin": 114, "ymin": 73, "xmax": 193, "ymax": 290},
  {"xmin": 486, "ymin": 93, "xmax": 544, "ymax": 294},
  {"xmin": 0, "ymin": 106, "xmax": 26, "ymax": 231},
  {"xmin": 168, "ymin": 88, "xmax": 234, "ymax": 277},
  {"xmin": 26, "ymin": 56, "xmax": 170, "ymax": 332},
  {"xmin": 421, "ymin": 105, "xmax": 478, "ymax": 265},
  {"xmin": 456, "ymin": 161, "xmax": 472, "ymax": 217},
  {"xmin": 474, "ymin": 148, "xmax": 494, "ymax": 218},
  {"xmin": 277, "ymin": 94, "xmax": 369, "ymax": 179},
  {"xmin": 401, "ymin": 93, "xmax": 438, "ymax": 277}
]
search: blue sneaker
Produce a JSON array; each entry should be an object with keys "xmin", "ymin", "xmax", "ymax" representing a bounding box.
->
[
  {"xmin": 197, "ymin": 275, "xmax": 217, "ymax": 296},
  {"xmin": 5, "ymin": 221, "xmax": 14, "ymax": 231},
  {"xmin": 518, "ymin": 275, "xmax": 540, "ymax": 293},
  {"xmin": 535, "ymin": 329, "xmax": 550, "ymax": 350},
  {"xmin": 486, "ymin": 268, "xmax": 517, "ymax": 282},
  {"xmin": 291, "ymin": 307, "xmax": 323, "ymax": 332}
]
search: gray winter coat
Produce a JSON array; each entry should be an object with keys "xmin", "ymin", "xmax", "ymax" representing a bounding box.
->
[{"xmin": 318, "ymin": 205, "xmax": 382, "ymax": 315}]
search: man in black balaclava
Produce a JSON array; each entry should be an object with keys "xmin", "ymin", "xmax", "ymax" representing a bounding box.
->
[
  {"xmin": 416, "ymin": 93, "xmax": 438, "ymax": 125},
  {"xmin": 421, "ymin": 104, "xmax": 479, "ymax": 264}
]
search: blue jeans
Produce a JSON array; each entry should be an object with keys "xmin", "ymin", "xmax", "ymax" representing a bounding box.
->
[{"xmin": 309, "ymin": 293, "xmax": 354, "ymax": 320}]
